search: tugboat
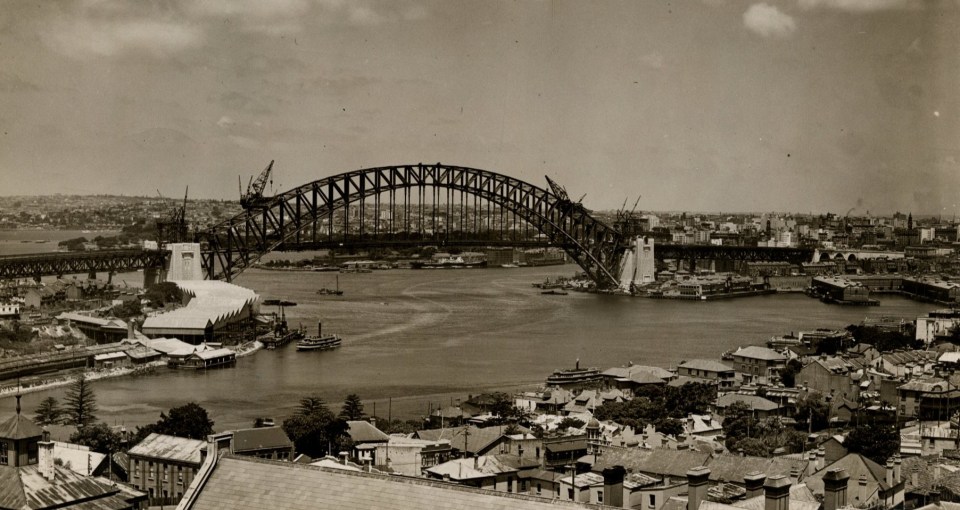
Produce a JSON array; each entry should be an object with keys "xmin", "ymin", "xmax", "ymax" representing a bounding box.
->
[
  {"xmin": 545, "ymin": 359, "xmax": 601, "ymax": 387},
  {"xmin": 297, "ymin": 322, "xmax": 342, "ymax": 351}
]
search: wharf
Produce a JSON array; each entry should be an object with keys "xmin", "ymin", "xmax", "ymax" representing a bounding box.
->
[{"xmin": 647, "ymin": 289, "xmax": 776, "ymax": 301}]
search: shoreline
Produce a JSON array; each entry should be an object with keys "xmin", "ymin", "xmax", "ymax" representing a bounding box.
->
[{"xmin": 0, "ymin": 341, "xmax": 263, "ymax": 400}]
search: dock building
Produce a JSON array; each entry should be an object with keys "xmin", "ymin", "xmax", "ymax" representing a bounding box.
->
[
  {"xmin": 901, "ymin": 277, "xmax": 960, "ymax": 304},
  {"xmin": 141, "ymin": 281, "xmax": 259, "ymax": 344},
  {"xmin": 810, "ymin": 276, "xmax": 873, "ymax": 304}
]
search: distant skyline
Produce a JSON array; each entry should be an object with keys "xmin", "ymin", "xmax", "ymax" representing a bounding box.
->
[{"xmin": 1, "ymin": 1, "xmax": 957, "ymax": 216}]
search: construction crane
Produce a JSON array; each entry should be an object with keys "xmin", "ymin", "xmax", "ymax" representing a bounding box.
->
[
  {"xmin": 614, "ymin": 195, "xmax": 643, "ymax": 237},
  {"xmin": 544, "ymin": 175, "xmax": 588, "ymax": 212},
  {"xmin": 240, "ymin": 160, "xmax": 275, "ymax": 210},
  {"xmin": 156, "ymin": 187, "xmax": 189, "ymax": 246}
]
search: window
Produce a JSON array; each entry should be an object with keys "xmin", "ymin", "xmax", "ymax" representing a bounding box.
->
[
  {"xmin": 597, "ymin": 490, "xmax": 603, "ymax": 503},
  {"xmin": 0, "ymin": 442, "xmax": 8, "ymax": 465},
  {"xmin": 568, "ymin": 488, "xmax": 574, "ymax": 500},
  {"xmin": 650, "ymin": 494, "xmax": 657, "ymax": 508},
  {"xmin": 537, "ymin": 483, "xmax": 542, "ymax": 495}
]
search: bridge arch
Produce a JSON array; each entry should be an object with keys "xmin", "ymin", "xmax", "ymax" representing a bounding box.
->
[{"xmin": 196, "ymin": 164, "xmax": 627, "ymax": 287}]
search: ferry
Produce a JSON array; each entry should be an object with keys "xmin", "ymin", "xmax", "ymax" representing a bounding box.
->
[
  {"xmin": 411, "ymin": 252, "xmax": 487, "ymax": 269},
  {"xmin": 545, "ymin": 359, "xmax": 601, "ymax": 387},
  {"xmin": 296, "ymin": 322, "xmax": 342, "ymax": 351}
]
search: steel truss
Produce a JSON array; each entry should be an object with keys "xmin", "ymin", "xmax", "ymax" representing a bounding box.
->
[
  {"xmin": 0, "ymin": 249, "xmax": 169, "ymax": 280},
  {"xmin": 197, "ymin": 164, "xmax": 628, "ymax": 287}
]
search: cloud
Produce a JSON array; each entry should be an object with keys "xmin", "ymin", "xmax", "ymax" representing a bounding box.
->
[
  {"xmin": 639, "ymin": 52, "xmax": 665, "ymax": 69},
  {"xmin": 216, "ymin": 116, "xmax": 235, "ymax": 129},
  {"xmin": 185, "ymin": 0, "xmax": 310, "ymax": 34},
  {"xmin": 0, "ymin": 72, "xmax": 40, "ymax": 93},
  {"xmin": 43, "ymin": 18, "xmax": 203, "ymax": 59},
  {"xmin": 797, "ymin": 0, "xmax": 919, "ymax": 11},
  {"xmin": 743, "ymin": 3, "xmax": 797, "ymax": 38}
]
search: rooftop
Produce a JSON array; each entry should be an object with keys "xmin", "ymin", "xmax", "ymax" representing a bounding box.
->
[
  {"xmin": 231, "ymin": 427, "xmax": 292, "ymax": 453},
  {"xmin": 181, "ymin": 454, "xmax": 604, "ymax": 510},
  {"xmin": 732, "ymin": 346, "xmax": 786, "ymax": 362},
  {"xmin": 127, "ymin": 433, "xmax": 206, "ymax": 465}
]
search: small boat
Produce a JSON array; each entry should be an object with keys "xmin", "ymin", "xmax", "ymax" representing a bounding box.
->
[
  {"xmin": 317, "ymin": 275, "xmax": 344, "ymax": 296},
  {"xmin": 297, "ymin": 321, "xmax": 342, "ymax": 351},
  {"xmin": 501, "ymin": 263, "xmax": 519, "ymax": 268},
  {"xmin": 541, "ymin": 290, "xmax": 569, "ymax": 295}
]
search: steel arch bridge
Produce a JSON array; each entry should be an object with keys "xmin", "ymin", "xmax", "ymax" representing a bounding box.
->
[{"xmin": 197, "ymin": 163, "xmax": 629, "ymax": 287}]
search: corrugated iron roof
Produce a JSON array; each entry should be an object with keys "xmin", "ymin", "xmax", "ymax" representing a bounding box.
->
[
  {"xmin": 184, "ymin": 455, "xmax": 603, "ymax": 510},
  {"xmin": 127, "ymin": 433, "xmax": 205, "ymax": 465}
]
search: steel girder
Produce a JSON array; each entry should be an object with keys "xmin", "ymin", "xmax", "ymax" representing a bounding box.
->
[
  {"xmin": 197, "ymin": 164, "xmax": 627, "ymax": 287},
  {"xmin": 0, "ymin": 249, "xmax": 169, "ymax": 279}
]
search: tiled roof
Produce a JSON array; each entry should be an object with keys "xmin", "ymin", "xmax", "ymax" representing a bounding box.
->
[
  {"xmin": 715, "ymin": 394, "xmax": 780, "ymax": 412},
  {"xmin": 127, "ymin": 433, "xmax": 205, "ymax": 465},
  {"xmin": 805, "ymin": 453, "xmax": 890, "ymax": 496},
  {"xmin": 232, "ymin": 427, "xmax": 292, "ymax": 453},
  {"xmin": 602, "ymin": 365, "xmax": 673, "ymax": 381},
  {"xmin": 426, "ymin": 454, "xmax": 536, "ymax": 480},
  {"xmin": 733, "ymin": 346, "xmax": 786, "ymax": 361},
  {"xmin": 415, "ymin": 426, "xmax": 504, "ymax": 455},
  {"xmin": 183, "ymin": 455, "xmax": 605, "ymax": 510},
  {"xmin": 346, "ymin": 421, "xmax": 390, "ymax": 443},
  {"xmin": 0, "ymin": 412, "xmax": 42, "ymax": 440},
  {"xmin": 679, "ymin": 360, "xmax": 735, "ymax": 373},
  {"xmin": 705, "ymin": 453, "xmax": 808, "ymax": 484},
  {"xmin": 593, "ymin": 446, "xmax": 711, "ymax": 478}
]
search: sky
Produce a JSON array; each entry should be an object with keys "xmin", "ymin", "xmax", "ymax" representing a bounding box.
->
[{"xmin": 0, "ymin": 0, "xmax": 957, "ymax": 216}]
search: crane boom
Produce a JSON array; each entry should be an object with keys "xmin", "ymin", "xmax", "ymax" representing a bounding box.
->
[{"xmin": 241, "ymin": 160, "xmax": 276, "ymax": 210}]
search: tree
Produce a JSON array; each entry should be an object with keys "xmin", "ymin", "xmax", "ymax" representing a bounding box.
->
[
  {"xmin": 63, "ymin": 373, "xmax": 97, "ymax": 428},
  {"xmin": 33, "ymin": 397, "xmax": 62, "ymax": 426},
  {"xmin": 156, "ymin": 403, "xmax": 215, "ymax": 439},
  {"xmin": 282, "ymin": 395, "xmax": 348, "ymax": 458},
  {"xmin": 654, "ymin": 417, "xmax": 684, "ymax": 436},
  {"xmin": 132, "ymin": 403, "xmax": 215, "ymax": 444},
  {"xmin": 339, "ymin": 394, "xmax": 365, "ymax": 421},
  {"xmin": 845, "ymin": 421, "xmax": 899, "ymax": 464},
  {"xmin": 794, "ymin": 392, "xmax": 830, "ymax": 432},
  {"xmin": 69, "ymin": 422, "xmax": 122, "ymax": 454},
  {"xmin": 780, "ymin": 359, "xmax": 802, "ymax": 388},
  {"xmin": 721, "ymin": 402, "xmax": 758, "ymax": 451},
  {"xmin": 556, "ymin": 417, "xmax": 585, "ymax": 432}
]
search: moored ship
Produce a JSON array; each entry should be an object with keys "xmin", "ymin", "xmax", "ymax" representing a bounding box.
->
[
  {"xmin": 545, "ymin": 359, "xmax": 601, "ymax": 387},
  {"xmin": 411, "ymin": 252, "xmax": 487, "ymax": 269}
]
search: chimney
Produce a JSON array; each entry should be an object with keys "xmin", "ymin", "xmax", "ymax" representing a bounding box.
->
[
  {"xmin": 894, "ymin": 455, "xmax": 901, "ymax": 484},
  {"xmin": 339, "ymin": 452, "xmax": 349, "ymax": 465},
  {"xmin": 823, "ymin": 468, "xmax": 850, "ymax": 510},
  {"xmin": 885, "ymin": 459, "xmax": 894, "ymax": 488},
  {"xmin": 744, "ymin": 472, "xmax": 767, "ymax": 499},
  {"xmin": 807, "ymin": 451, "xmax": 818, "ymax": 476},
  {"xmin": 603, "ymin": 465, "xmax": 626, "ymax": 508},
  {"xmin": 38, "ymin": 429, "xmax": 55, "ymax": 481},
  {"xmin": 858, "ymin": 474, "xmax": 868, "ymax": 504},
  {"xmin": 686, "ymin": 466, "xmax": 711, "ymax": 510},
  {"xmin": 817, "ymin": 448, "xmax": 825, "ymax": 470},
  {"xmin": 763, "ymin": 475, "xmax": 791, "ymax": 510},
  {"xmin": 127, "ymin": 320, "xmax": 134, "ymax": 339}
]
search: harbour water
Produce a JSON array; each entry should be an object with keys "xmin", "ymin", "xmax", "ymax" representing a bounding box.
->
[{"xmin": 0, "ymin": 260, "xmax": 939, "ymax": 431}]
